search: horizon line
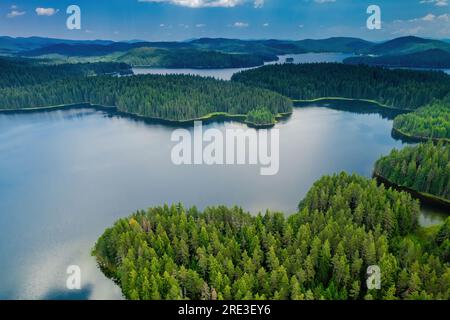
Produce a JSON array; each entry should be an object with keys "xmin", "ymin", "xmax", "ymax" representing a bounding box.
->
[{"xmin": 1, "ymin": 34, "xmax": 448, "ymax": 44}]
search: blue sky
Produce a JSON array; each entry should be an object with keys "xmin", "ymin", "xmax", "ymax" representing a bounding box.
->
[{"xmin": 0, "ymin": 0, "xmax": 449, "ymax": 41}]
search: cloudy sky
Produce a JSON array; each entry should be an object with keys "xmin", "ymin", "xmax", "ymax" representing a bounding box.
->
[{"xmin": 0, "ymin": 0, "xmax": 449, "ymax": 41}]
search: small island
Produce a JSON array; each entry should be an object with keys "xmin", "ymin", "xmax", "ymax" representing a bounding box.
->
[
  {"xmin": 245, "ymin": 107, "xmax": 277, "ymax": 128},
  {"xmin": 285, "ymin": 57, "xmax": 294, "ymax": 64}
]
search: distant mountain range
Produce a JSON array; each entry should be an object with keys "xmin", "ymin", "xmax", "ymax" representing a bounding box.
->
[
  {"xmin": 1, "ymin": 35, "xmax": 450, "ymax": 69},
  {"xmin": 15, "ymin": 37, "xmax": 376, "ymax": 57},
  {"xmin": 115, "ymin": 47, "xmax": 270, "ymax": 68},
  {"xmin": 0, "ymin": 36, "xmax": 113, "ymax": 54}
]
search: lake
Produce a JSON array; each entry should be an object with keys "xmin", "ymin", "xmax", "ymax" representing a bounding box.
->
[
  {"xmin": 132, "ymin": 53, "xmax": 355, "ymax": 80},
  {"xmin": 0, "ymin": 101, "xmax": 446, "ymax": 300}
]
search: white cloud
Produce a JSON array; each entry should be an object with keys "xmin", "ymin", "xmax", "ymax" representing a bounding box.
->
[
  {"xmin": 436, "ymin": 0, "xmax": 449, "ymax": 6},
  {"xmin": 195, "ymin": 23, "xmax": 206, "ymax": 27},
  {"xmin": 138, "ymin": 0, "xmax": 263, "ymax": 8},
  {"xmin": 392, "ymin": 26, "xmax": 424, "ymax": 36},
  {"xmin": 314, "ymin": 0, "xmax": 336, "ymax": 3},
  {"xmin": 7, "ymin": 10, "xmax": 25, "ymax": 18},
  {"xmin": 408, "ymin": 13, "xmax": 443, "ymax": 22},
  {"xmin": 388, "ymin": 12, "xmax": 450, "ymax": 37},
  {"xmin": 420, "ymin": 0, "xmax": 448, "ymax": 6},
  {"xmin": 35, "ymin": 8, "xmax": 59, "ymax": 16},
  {"xmin": 421, "ymin": 13, "xmax": 436, "ymax": 21},
  {"xmin": 262, "ymin": 23, "xmax": 269, "ymax": 27},
  {"xmin": 254, "ymin": 0, "xmax": 264, "ymax": 8},
  {"xmin": 234, "ymin": 21, "xmax": 249, "ymax": 28}
]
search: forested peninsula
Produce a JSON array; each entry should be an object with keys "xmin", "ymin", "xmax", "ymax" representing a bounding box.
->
[
  {"xmin": 0, "ymin": 75, "xmax": 292, "ymax": 123},
  {"xmin": 393, "ymin": 102, "xmax": 450, "ymax": 141},
  {"xmin": 0, "ymin": 58, "xmax": 292, "ymax": 125},
  {"xmin": 232, "ymin": 63, "xmax": 450, "ymax": 110},
  {"xmin": 374, "ymin": 142, "xmax": 450, "ymax": 205},
  {"xmin": 93, "ymin": 173, "xmax": 449, "ymax": 300}
]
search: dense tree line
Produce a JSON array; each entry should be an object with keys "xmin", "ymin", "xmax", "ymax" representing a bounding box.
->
[
  {"xmin": 0, "ymin": 74, "xmax": 292, "ymax": 120},
  {"xmin": 117, "ymin": 47, "xmax": 268, "ymax": 68},
  {"xmin": 393, "ymin": 102, "xmax": 450, "ymax": 140},
  {"xmin": 93, "ymin": 173, "xmax": 449, "ymax": 300},
  {"xmin": 0, "ymin": 57, "xmax": 131, "ymax": 89},
  {"xmin": 0, "ymin": 57, "xmax": 292, "ymax": 120},
  {"xmin": 231, "ymin": 63, "xmax": 450, "ymax": 110},
  {"xmin": 374, "ymin": 142, "xmax": 450, "ymax": 200}
]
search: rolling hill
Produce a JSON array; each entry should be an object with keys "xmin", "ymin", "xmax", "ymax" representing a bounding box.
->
[
  {"xmin": 4, "ymin": 35, "xmax": 450, "ymax": 69},
  {"xmin": 364, "ymin": 36, "xmax": 450, "ymax": 55},
  {"xmin": 344, "ymin": 49, "xmax": 450, "ymax": 69},
  {"xmin": 116, "ymin": 47, "xmax": 269, "ymax": 68},
  {"xmin": 20, "ymin": 41, "xmax": 189, "ymax": 57},
  {"xmin": 295, "ymin": 37, "xmax": 373, "ymax": 53},
  {"xmin": 0, "ymin": 36, "xmax": 113, "ymax": 54}
]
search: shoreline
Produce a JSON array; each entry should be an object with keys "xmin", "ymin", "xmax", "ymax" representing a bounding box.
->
[
  {"xmin": 0, "ymin": 103, "xmax": 116, "ymax": 113},
  {"xmin": 373, "ymin": 172, "xmax": 450, "ymax": 211},
  {"xmin": 391, "ymin": 127, "xmax": 450, "ymax": 144},
  {"xmin": 116, "ymin": 110, "xmax": 292, "ymax": 128},
  {"xmin": 0, "ymin": 103, "xmax": 292, "ymax": 129},
  {"xmin": 292, "ymin": 97, "xmax": 415, "ymax": 112},
  {"xmin": 0, "ymin": 96, "xmax": 417, "ymax": 130}
]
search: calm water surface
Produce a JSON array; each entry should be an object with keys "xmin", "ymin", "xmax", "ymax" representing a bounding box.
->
[{"xmin": 0, "ymin": 103, "xmax": 446, "ymax": 300}]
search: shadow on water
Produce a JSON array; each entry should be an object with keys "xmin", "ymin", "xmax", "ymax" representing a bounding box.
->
[
  {"xmin": 294, "ymin": 99, "xmax": 409, "ymax": 120},
  {"xmin": 293, "ymin": 99, "xmax": 426, "ymax": 144},
  {"xmin": 374, "ymin": 174, "xmax": 448, "ymax": 226},
  {"xmin": 93, "ymin": 99, "xmax": 408, "ymax": 130},
  {"xmin": 390, "ymin": 128, "xmax": 423, "ymax": 144},
  {"xmin": 0, "ymin": 99, "xmax": 409, "ymax": 131},
  {"xmin": 42, "ymin": 284, "xmax": 94, "ymax": 300}
]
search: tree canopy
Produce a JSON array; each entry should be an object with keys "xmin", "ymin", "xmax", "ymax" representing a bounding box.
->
[
  {"xmin": 393, "ymin": 101, "xmax": 450, "ymax": 141},
  {"xmin": 0, "ymin": 73, "xmax": 292, "ymax": 121},
  {"xmin": 232, "ymin": 63, "xmax": 450, "ymax": 110},
  {"xmin": 374, "ymin": 142, "xmax": 450, "ymax": 201},
  {"xmin": 93, "ymin": 173, "xmax": 449, "ymax": 300},
  {"xmin": 0, "ymin": 57, "xmax": 131, "ymax": 89}
]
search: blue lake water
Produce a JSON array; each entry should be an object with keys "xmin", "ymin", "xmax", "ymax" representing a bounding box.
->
[{"xmin": 0, "ymin": 103, "xmax": 446, "ymax": 299}]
